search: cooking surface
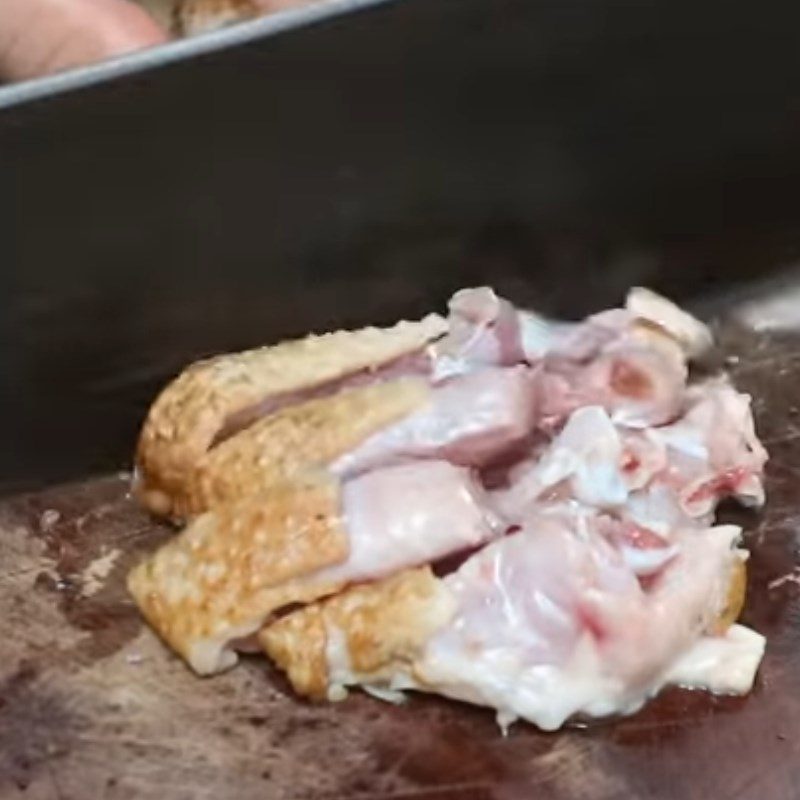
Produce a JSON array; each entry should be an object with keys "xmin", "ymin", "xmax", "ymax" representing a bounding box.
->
[
  {"xmin": 2, "ymin": 318, "xmax": 800, "ymax": 800},
  {"xmin": 6, "ymin": 1, "xmax": 800, "ymax": 795}
]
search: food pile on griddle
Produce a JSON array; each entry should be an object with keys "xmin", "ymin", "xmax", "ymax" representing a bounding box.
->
[{"xmin": 129, "ymin": 287, "xmax": 767, "ymax": 731}]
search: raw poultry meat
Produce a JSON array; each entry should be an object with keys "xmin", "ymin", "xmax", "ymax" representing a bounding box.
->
[
  {"xmin": 435, "ymin": 286, "xmax": 699, "ymax": 427},
  {"xmin": 129, "ymin": 285, "xmax": 768, "ymax": 730},
  {"xmin": 135, "ymin": 314, "xmax": 446, "ymax": 519},
  {"xmin": 331, "ymin": 367, "xmax": 537, "ymax": 477},
  {"xmin": 318, "ymin": 461, "xmax": 501, "ymax": 583},
  {"xmin": 128, "ymin": 460, "xmax": 500, "ymax": 674},
  {"xmin": 263, "ymin": 508, "xmax": 759, "ymax": 731},
  {"xmin": 494, "ymin": 377, "xmax": 766, "ymax": 532}
]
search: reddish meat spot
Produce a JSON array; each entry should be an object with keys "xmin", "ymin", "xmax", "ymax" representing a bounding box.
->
[
  {"xmin": 620, "ymin": 522, "xmax": 669, "ymax": 550},
  {"xmin": 598, "ymin": 517, "xmax": 671, "ymax": 562},
  {"xmin": 622, "ymin": 452, "xmax": 641, "ymax": 473},
  {"xmin": 576, "ymin": 604, "xmax": 607, "ymax": 643},
  {"xmin": 686, "ymin": 467, "xmax": 749, "ymax": 504},
  {"xmin": 610, "ymin": 360, "xmax": 652, "ymax": 399}
]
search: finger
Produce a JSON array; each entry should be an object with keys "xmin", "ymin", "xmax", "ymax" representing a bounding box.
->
[{"xmin": 0, "ymin": 0, "xmax": 168, "ymax": 82}]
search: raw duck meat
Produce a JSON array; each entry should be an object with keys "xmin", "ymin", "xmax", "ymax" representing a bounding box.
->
[
  {"xmin": 262, "ymin": 509, "xmax": 759, "ymax": 731},
  {"xmin": 129, "ymin": 285, "xmax": 768, "ymax": 730},
  {"xmin": 331, "ymin": 367, "xmax": 537, "ymax": 478},
  {"xmin": 135, "ymin": 314, "xmax": 446, "ymax": 519},
  {"xmin": 494, "ymin": 378, "xmax": 766, "ymax": 533},
  {"xmin": 128, "ymin": 460, "xmax": 500, "ymax": 675}
]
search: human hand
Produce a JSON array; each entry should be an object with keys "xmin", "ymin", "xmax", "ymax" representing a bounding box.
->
[{"xmin": 0, "ymin": 0, "xmax": 167, "ymax": 82}]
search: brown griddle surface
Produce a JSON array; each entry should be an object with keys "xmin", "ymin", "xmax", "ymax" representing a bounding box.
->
[{"xmin": 2, "ymin": 322, "xmax": 800, "ymax": 800}]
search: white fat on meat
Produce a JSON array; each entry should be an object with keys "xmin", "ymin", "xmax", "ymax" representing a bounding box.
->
[
  {"xmin": 624, "ymin": 482, "xmax": 703, "ymax": 537},
  {"xmin": 435, "ymin": 286, "xmax": 711, "ymax": 367},
  {"xmin": 434, "ymin": 286, "xmax": 708, "ymax": 429},
  {"xmin": 527, "ymin": 307, "xmax": 633, "ymax": 363},
  {"xmin": 593, "ymin": 514, "xmax": 679, "ymax": 577},
  {"xmin": 536, "ymin": 330, "xmax": 688, "ymax": 429},
  {"xmin": 535, "ymin": 289, "xmax": 709, "ymax": 427},
  {"xmin": 494, "ymin": 406, "xmax": 666, "ymax": 518},
  {"xmin": 577, "ymin": 339, "xmax": 687, "ymax": 427},
  {"xmin": 652, "ymin": 378, "xmax": 768, "ymax": 516},
  {"xmin": 432, "ymin": 287, "xmax": 526, "ymax": 379},
  {"xmin": 309, "ymin": 289, "xmax": 764, "ymax": 728},
  {"xmin": 331, "ymin": 367, "xmax": 536, "ymax": 477},
  {"xmin": 408, "ymin": 517, "xmax": 751, "ymax": 731},
  {"xmin": 314, "ymin": 461, "xmax": 502, "ymax": 585},
  {"xmin": 495, "ymin": 378, "xmax": 766, "ymax": 534},
  {"xmin": 666, "ymin": 624, "xmax": 766, "ymax": 695},
  {"xmin": 625, "ymin": 286, "xmax": 713, "ymax": 359},
  {"xmin": 433, "ymin": 287, "xmax": 631, "ymax": 377},
  {"xmin": 495, "ymin": 406, "xmax": 629, "ymax": 514}
]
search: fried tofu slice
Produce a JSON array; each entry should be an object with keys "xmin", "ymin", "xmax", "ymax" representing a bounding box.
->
[{"xmin": 135, "ymin": 315, "xmax": 446, "ymax": 518}]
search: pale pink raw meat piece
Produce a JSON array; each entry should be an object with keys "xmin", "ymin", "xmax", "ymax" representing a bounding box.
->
[
  {"xmin": 414, "ymin": 511, "xmax": 744, "ymax": 730},
  {"xmin": 493, "ymin": 406, "xmax": 636, "ymax": 517},
  {"xmin": 494, "ymin": 379, "xmax": 766, "ymax": 535},
  {"xmin": 435, "ymin": 286, "xmax": 704, "ymax": 429},
  {"xmin": 432, "ymin": 288, "xmax": 527, "ymax": 377},
  {"xmin": 315, "ymin": 460, "xmax": 503, "ymax": 584},
  {"xmin": 332, "ymin": 367, "xmax": 537, "ymax": 477},
  {"xmin": 651, "ymin": 378, "xmax": 768, "ymax": 516}
]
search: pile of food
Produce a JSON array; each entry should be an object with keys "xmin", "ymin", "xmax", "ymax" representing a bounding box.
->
[{"xmin": 128, "ymin": 287, "xmax": 767, "ymax": 731}]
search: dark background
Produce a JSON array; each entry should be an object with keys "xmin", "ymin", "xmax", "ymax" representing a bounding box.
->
[{"xmin": 5, "ymin": 0, "xmax": 800, "ymax": 490}]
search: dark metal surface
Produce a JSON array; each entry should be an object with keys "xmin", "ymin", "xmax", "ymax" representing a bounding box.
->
[{"xmin": 5, "ymin": 0, "xmax": 800, "ymax": 490}]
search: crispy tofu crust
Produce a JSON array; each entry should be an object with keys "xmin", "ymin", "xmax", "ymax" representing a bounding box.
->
[
  {"xmin": 127, "ymin": 473, "xmax": 350, "ymax": 675},
  {"xmin": 259, "ymin": 567, "xmax": 457, "ymax": 699},
  {"xmin": 173, "ymin": 379, "xmax": 429, "ymax": 518},
  {"xmin": 136, "ymin": 315, "xmax": 446, "ymax": 518}
]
